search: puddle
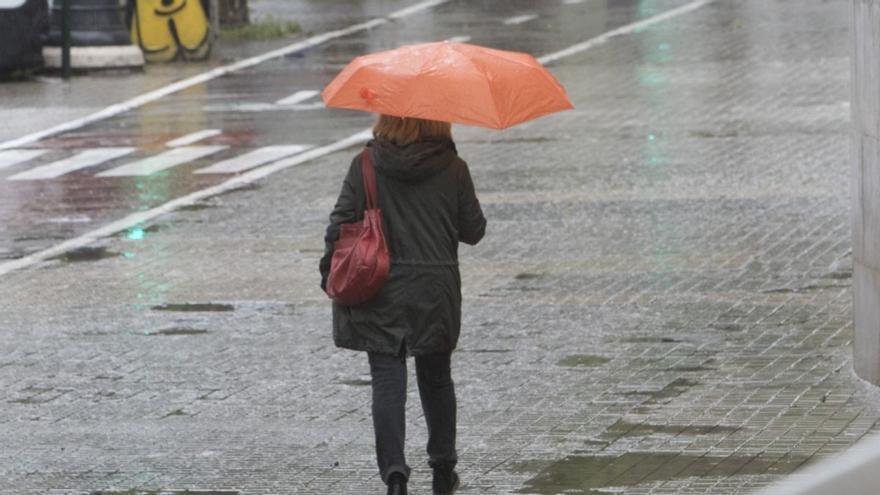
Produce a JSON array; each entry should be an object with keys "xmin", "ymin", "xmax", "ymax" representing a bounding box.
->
[
  {"xmin": 621, "ymin": 336, "xmax": 683, "ymax": 344},
  {"xmin": 178, "ymin": 202, "xmax": 216, "ymax": 211},
  {"xmin": 145, "ymin": 327, "xmax": 209, "ymax": 336},
  {"xmin": 116, "ymin": 224, "xmax": 161, "ymax": 239},
  {"xmin": 820, "ymin": 270, "xmax": 852, "ymax": 280},
  {"xmin": 162, "ymin": 408, "xmax": 196, "ymax": 418},
  {"xmin": 664, "ymin": 365, "xmax": 715, "ymax": 372},
  {"xmin": 50, "ymin": 246, "xmax": 119, "ymax": 263},
  {"xmin": 709, "ymin": 322, "xmax": 743, "ymax": 332},
  {"xmin": 215, "ymin": 183, "xmax": 261, "ymax": 198},
  {"xmin": 760, "ymin": 283, "xmax": 849, "ymax": 294},
  {"xmin": 14, "ymin": 234, "xmax": 69, "ymax": 242},
  {"xmin": 515, "ymin": 272, "xmax": 545, "ymax": 280},
  {"xmin": 229, "ymin": 300, "xmax": 296, "ymax": 316},
  {"xmin": 573, "ymin": 439, "xmax": 611, "ymax": 452},
  {"xmin": 603, "ymin": 420, "xmax": 738, "ymax": 438},
  {"xmin": 10, "ymin": 396, "xmax": 48, "ymax": 404},
  {"xmin": 151, "ymin": 303, "xmax": 235, "ymax": 312},
  {"xmin": 558, "ymin": 355, "xmax": 610, "ymax": 368},
  {"xmin": 760, "ymin": 286, "xmax": 797, "ymax": 294},
  {"xmin": 337, "ymin": 379, "xmax": 371, "ymax": 387},
  {"xmin": 621, "ymin": 378, "xmax": 699, "ymax": 403},
  {"xmin": 689, "ymin": 129, "xmax": 740, "ymax": 138},
  {"xmin": 93, "ymin": 374, "xmax": 122, "ymax": 381},
  {"xmin": 92, "ymin": 490, "xmax": 238, "ymax": 495},
  {"xmin": 515, "ymin": 452, "xmax": 807, "ymax": 494}
]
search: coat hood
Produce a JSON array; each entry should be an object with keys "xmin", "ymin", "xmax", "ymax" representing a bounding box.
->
[{"xmin": 369, "ymin": 137, "xmax": 457, "ymax": 183}]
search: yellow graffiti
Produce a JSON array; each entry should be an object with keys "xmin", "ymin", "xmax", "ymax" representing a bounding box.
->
[{"xmin": 131, "ymin": 0, "xmax": 212, "ymax": 62}]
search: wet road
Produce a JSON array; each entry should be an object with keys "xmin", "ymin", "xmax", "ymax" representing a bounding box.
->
[
  {"xmin": 0, "ymin": 0, "xmax": 691, "ymax": 266},
  {"xmin": 0, "ymin": 1, "xmax": 871, "ymax": 495}
]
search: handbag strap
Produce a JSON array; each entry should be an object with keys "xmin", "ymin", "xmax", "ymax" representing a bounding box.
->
[{"xmin": 361, "ymin": 147, "xmax": 378, "ymax": 210}]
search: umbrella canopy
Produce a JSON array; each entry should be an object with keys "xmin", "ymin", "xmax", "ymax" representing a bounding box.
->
[{"xmin": 321, "ymin": 42, "xmax": 573, "ymax": 129}]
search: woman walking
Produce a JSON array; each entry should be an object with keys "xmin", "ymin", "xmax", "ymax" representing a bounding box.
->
[{"xmin": 320, "ymin": 115, "xmax": 486, "ymax": 495}]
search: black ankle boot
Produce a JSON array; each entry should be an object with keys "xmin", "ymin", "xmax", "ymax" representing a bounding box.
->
[
  {"xmin": 387, "ymin": 472, "xmax": 407, "ymax": 495},
  {"xmin": 432, "ymin": 467, "xmax": 460, "ymax": 495}
]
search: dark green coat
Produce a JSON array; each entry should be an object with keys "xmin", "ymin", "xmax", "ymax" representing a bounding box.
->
[{"xmin": 319, "ymin": 137, "xmax": 486, "ymax": 356}]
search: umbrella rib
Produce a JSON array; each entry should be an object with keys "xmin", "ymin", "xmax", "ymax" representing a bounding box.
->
[{"xmin": 464, "ymin": 56, "xmax": 505, "ymax": 129}]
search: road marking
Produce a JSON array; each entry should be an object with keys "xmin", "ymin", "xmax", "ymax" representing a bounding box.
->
[
  {"xmin": 203, "ymin": 102, "xmax": 325, "ymax": 113},
  {"xmin": 7, "ymin": 148, "xmax": 135, "ymax": 181},
  {"xmin": 0, "ymin": 129, "xmax": 373, "ymax": 277},
  {"xmin": 0, "ymin": 149, "xmax": 49, "ymax": 170},
  {"xmin": 97, "ymin": 146, "xmax": 227, "ymax": 177},
  {"xmin": 194, "ymin": 145, "xmax": 312, "ymax": 174},
  {"xmin": 388, "ymin": 0, "xmax": 448, "ymax": 19},
  {"xmin": 537, "ymin": 0, "xmax": 713, "ymax": 65},
  {"xmin": 166, "ymin": 129, "xmax": 222, "ymax": 147},
  {"xmin": 446, "ymin": 35, "xmax": 472, "ymax": 43},
  {"xmin": 276, "ymin": 90, "xmax": 320, "ymax": 106},
  {"xmin": 0, "ymin": 0, "xmax": 450, "ymax": 152},
  {"xmin": 504, "ymin": 14, "xmax": 538, "ymax": 25},
  {"xmin": 564, "ymin": 0, "xmax": 584, "ymax": 4}
]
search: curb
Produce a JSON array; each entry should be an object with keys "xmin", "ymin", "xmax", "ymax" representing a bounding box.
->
[{"xmin": 42, "ymin": 45, "xmax": 144, "ymax": 69}]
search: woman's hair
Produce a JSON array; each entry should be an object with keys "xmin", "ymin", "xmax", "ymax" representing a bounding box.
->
[{"xmin": 373, "ymin": 114, "xmax": 452, "ymax": 146}]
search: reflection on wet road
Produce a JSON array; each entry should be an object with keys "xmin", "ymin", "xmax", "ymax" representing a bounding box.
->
[
  {"xmin": 0, "ymin": 2, "xmax": 865, "ymax": 494},
  {"xmin": 0, "ymin": 0, "xmax": 698, "ymax": 270}
]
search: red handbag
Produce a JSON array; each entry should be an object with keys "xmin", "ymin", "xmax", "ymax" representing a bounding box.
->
[{"xmin": 326, "ymin": 147, "xmax": 391, "ymax": 306}]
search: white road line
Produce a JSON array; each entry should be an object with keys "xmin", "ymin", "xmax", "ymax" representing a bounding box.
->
[
  {"xmin": 194, "ymin": 145, "xmax": 312, "ymax": 174},
  {"xmin": 563, "ymin": 0, "xmax": 584, "ymax": 4},
  {"xmin": 7, "ymin": 148, "xmax": 135, "ymax": 181},
  {"xmin": 203, "ymin": 102, "xmax": 325, "ymax": 113},
  {"xmin": 276, "ymin": 90, "xmax": 320, "ymax": 106},
  {"xmin": 537, "ymin": 0, "xmax": 713, "ymax": 65},
  {"xmin": 0, "ymin": 129, "xmax": 373, "ymax": 277},
  {"xmin": 504, "ymin": 14, "xmax": 538, "ymax": 25},
  {"xmin": 0, "ymin": 149, "xmax": 49, "ymax": 170},
  {"xmin": 166, "ymin": 129, "xmax": 222, "ymax": 147},
  {"xmin": 446, "ymin": 35, "xmax": 472, "ymax": 43},
  {"xmin": 0, "ymin": 0, "xmax": 450, "ymax": 152},
  {"xmin": 97, "ymin": 146, "xmax": 227, "ymax": 177},
  {"xmin": 388, "ymin": 0, "xmax": 447, "ymax": 19}
]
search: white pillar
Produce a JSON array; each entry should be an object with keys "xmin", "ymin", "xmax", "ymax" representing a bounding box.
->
[{"xmin": 852, "ymin": 0, "xmax": 880, "ymax": 385}]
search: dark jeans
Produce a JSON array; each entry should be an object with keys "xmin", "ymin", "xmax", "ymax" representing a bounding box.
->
[{"xmin": 367, "ymin": 351, "xmax": 457, "ymax": 484}]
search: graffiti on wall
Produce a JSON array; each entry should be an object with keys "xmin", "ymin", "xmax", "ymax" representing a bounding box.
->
[{"xmin": 130, "ymin": 0, "xmax": 212, "ymax": 62}]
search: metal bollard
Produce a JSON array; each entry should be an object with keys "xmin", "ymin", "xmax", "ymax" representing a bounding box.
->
[{"xmin": 61, "ymin": 0, "xmax": 70, "ymax": 78}]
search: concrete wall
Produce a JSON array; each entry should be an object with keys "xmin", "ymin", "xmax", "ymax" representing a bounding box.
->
[
  {"xmin": 755, "ymin": 432, "xmax": 880, "ymax": 494},
  {"xmin": 852, "ymin": 0, "xmax": 880, "ymax": 385}
]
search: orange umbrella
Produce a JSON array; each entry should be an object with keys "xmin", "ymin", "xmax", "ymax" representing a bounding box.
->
[{"xmin": 321, "ymin": 42, "xmax": 573, "ymax": 129}]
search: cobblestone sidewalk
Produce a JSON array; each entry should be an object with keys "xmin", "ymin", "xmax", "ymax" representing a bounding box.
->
[{"xmin": 0, "ymin": 1, "xmax": 875, "ymax": 494}]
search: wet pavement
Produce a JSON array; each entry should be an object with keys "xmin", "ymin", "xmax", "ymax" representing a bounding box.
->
[{"xmin": 0, "ymin": 0, "xmax": 874, "ymax": 494}]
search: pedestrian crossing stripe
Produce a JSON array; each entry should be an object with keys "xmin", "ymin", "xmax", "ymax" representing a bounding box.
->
[
  {"xmin": 0, "ymin": 149, "xmax": 49, "ymax": 170},
  {"xmin": 96, "ymin": 146, "xmax": 228, "ymax": 177},
  {"xmin": 276, "ymin": 90, "xmax": 320, "ymax": 106},
  {"xmin": 166, "ymin": 129, "xmax": 222, "ymax": 147},
  {"xmin": 1, "ymin": 143, "xmax": 314, "ymax": 180},
  {"xmin": 503, "ymin": 14, "xmax": 538, "ymax": 25},
  {"xmin": 7, "ymin": 148, "xmax": 135, "ymax": 181},
  {"xmin": 195, "ymin": 145, "xmax": 312, "ymax": 174}
]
